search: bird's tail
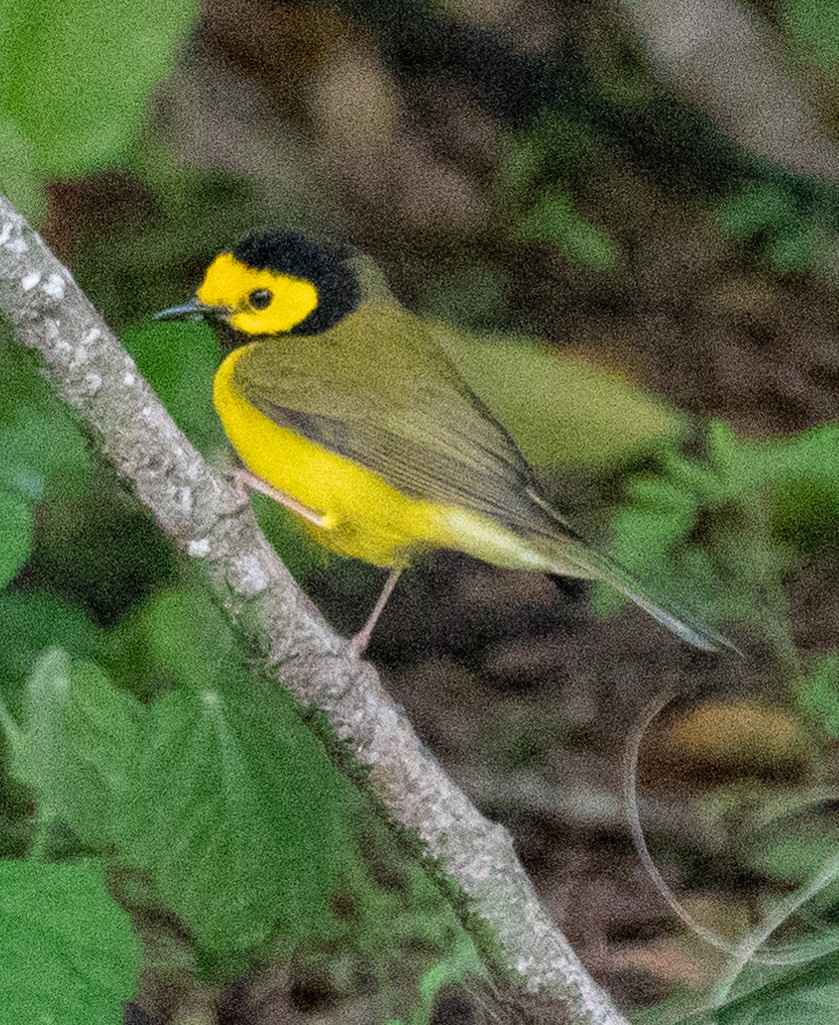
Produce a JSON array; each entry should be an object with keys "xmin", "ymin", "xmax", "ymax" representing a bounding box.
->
[
  {"xmin": 523, "ymin": 492, "xmax": 735, "ymax": 653},
  {"xmin": 557, "ymin": 541, "xmax": 736, "ymax": 652}
]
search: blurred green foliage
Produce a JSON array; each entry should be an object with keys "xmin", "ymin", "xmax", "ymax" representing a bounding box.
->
[
  {"xmin": 801, "ymin": 655, "xmax": 839, "ymax": 736},
  {"xmin": 496, "ymin": 111, "xmax": 621, "ymax": 270},
  {"xmin": 785, "ymin": 0, "xmax": 839, "ymax": 76},
  {"xmin": 0, "ymin": 859, "xmax": 141, "ymax": 1024},
  {"xmin": 0, "ymin": 491, "xmax": 32, "ymax": 589},
  {"xmin": 719, "ymin": 179, "xmax": 839, "ymax": 277},
  {"xmin": 441, "ymin": 330, "xmax": 687, "ymax": 468},
  {"xmin": 0, "ymin": 0, "xmax": 195, "ymax": 215},
  {"xmin": 123, "ymin": 322, "xmax": 225, "ymax": 456},
  {"xmin": 637, "ymin": 947, "xmax": 839, "ymax": 1025},
  {"xmin": 593, "ymin": 419, "xmax": 839, "ymax": 641}
]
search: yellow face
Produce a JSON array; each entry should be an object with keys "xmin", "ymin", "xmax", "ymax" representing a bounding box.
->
[{"xmin": 197, "ymin": 252, "xmax": 319, "ymax": 335}]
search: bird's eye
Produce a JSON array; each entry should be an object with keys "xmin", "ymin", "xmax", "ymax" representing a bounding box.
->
[{"xmin": 248, "ymin": 288, "xmax": 273, "ymax": 310}]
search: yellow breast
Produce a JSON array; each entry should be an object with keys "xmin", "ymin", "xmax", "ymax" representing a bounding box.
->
[{"xmin": 213, "ymin": 344, "xmax": 448, "ymax": 567}]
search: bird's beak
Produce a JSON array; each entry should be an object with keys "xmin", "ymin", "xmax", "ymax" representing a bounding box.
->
[{"xmin": 153, "ymin": 297, "xmax": 225, "ymax": 321}]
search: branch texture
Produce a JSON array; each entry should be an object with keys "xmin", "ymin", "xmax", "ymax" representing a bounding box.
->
[{"xmin": 0, "ymin": 196, "xmax": 628, "ymax": 1025}]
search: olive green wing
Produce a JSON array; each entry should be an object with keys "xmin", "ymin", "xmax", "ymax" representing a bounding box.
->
[{"xmin": 231, "ymin": 312, "xmax": 564, "ymax": 538}]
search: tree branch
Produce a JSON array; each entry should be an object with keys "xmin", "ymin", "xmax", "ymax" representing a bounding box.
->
[{"xmin": 0, "ymin": 194, "xmax": 628, "ymax": 1025}]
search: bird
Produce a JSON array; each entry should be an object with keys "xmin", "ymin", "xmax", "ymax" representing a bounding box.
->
[{"xmin": 156, "ymin": 229, "xmax": 728, "ymax": 656}]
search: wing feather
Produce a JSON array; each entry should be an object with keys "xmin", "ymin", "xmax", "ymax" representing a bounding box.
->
[{"xmin": 232, "ymin": 305, "xmax": 561, "ymax": 535}]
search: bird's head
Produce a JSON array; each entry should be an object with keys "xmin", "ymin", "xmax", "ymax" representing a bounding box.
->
[{"xmin": 155, "ymin": 230, "xmax": 363, "ymax": 336}]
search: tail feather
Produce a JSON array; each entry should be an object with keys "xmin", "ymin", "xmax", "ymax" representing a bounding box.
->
[
  {"xmin": 541, "ymin": 539, "xmax": 736, "ymax": 653},
  {"xmin": 524, "ymin": 487, "xmax": 736, "ymax": 654},
  {"xmin": 594, "ymin": 559, "xmax": 733, "ymax": 653}
]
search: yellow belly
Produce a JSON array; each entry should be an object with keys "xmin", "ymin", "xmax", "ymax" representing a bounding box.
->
[{"xmin": 214, "ymin": 344, "xmax": 452, "ymax": 566}]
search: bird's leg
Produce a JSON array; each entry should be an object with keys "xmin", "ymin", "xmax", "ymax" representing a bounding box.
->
[
  {"xmin": 228, "ymin": 467, "xmax": 326, "ymax": 528},
  {"xmin": 347, "ymin": 567, "xmax": 403, "ymax": 658}
]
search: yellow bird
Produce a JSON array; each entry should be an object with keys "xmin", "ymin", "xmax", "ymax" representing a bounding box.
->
[{"xmin": 157, "ymin": 230, "xmax": 726, "ymax": 655}]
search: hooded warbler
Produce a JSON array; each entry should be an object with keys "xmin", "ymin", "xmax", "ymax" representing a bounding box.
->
[{"xmin": 157, "ymin": 230, "xmax": 727, "ymax": 655}]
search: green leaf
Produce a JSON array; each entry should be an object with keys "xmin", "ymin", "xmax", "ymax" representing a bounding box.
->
[
  {"xmin": 634, "ymin": 946, "xmax": 839, "ymax": 1025},
  {"xmin": 12, "ymin": 649, "xmax": 143, "ymax": 848},
  {"xmin": 411, "ymin": 935, "xmax": 483, "ymax": 1025},
  {"xmin": 115, "ymin": 680, "xmax": 346, "ymax": 968},
  {"xmin": 0, "ymin": 591, "xmax": 101, "ymax": 692},
  {"xmin": 625, "ymin": 473, "xmax": 701, "ymax": 518},
  {"xmin": 705, "ymin": 418, "xmax": 746, "ymax": 496},
  {"xmin": 719, "ymin": 184, "xmax": 792, "ymax": 237},
  {"xmin": 770, "ymin": 224, "xmax": 816, "ymax": 275},
  {"xmin": 438, "ymin": 332, "xmax": 686, "ymax": 468},
  {"xmin": 801, "ymin": 654, "xmax": 839, "ymax": 736},
  {"xmin": 690, "ymin": 954, "xmax": 839, "ymax": 1025},
  {"xmin": 496, "ymin": 135, "xmax": 545, "ymax": 201},
  {"xmin": 139, "ymin": 588, "xmax": 234, "ymax": 691},
  {"xmin": 516, "ymin": 190, "xmax": 619, "ymax": 269},
  {"xmin": 785, "ymin": 0, "xmax": 839, "ymax": 76},
  {"xmin": 495, "ymin": 114, "xmax": 595, "ymax": 204},
  {"xmin": 0, "ymin": 113, "xmax": 44, "ymax": 221},
  {"xmin": 735, "ymin": 999, "xmax": 838, "ymax": 1025},
  {"xmin": 122, "ymin": 321, "xmax": 225, "ymax": 453},
  {"xmin": 610, "ymin": 505, "xmax": 697, "ymax": 567},
  {"xmin": 560, "ymin": 215, "xmax": 620, "ymax": 271},
  {"xmin": 590, "ymin": 504, "xmax": 698, "ymax": 617},
  {"xmin": 0, "ymin": 0, "xmax": 196, "ymax": 176},
  {"xmin": 0, "ymin": 403, "xmax": 91, "ymax": 500},
  {"xmin": 65, "ymin": 660, "xmax": 145, "ymax": 785},
  {"xmin": 756, "ymin": 834, "xmax": 839, "ymax": 925},
  {"xmin": 589, "ymin": 446, "xmax": 729, "ymax": 620},
  {"xmin": 0, "ymin": 490, "xmax": 32, "ymax": 589},
  {"xmin": 0, "ymin": 859, "xmax": 140, "ymax": 1023},
  {"xmin": 746, "ymin": 424, "xmax": 839, "ymax": 554}
]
